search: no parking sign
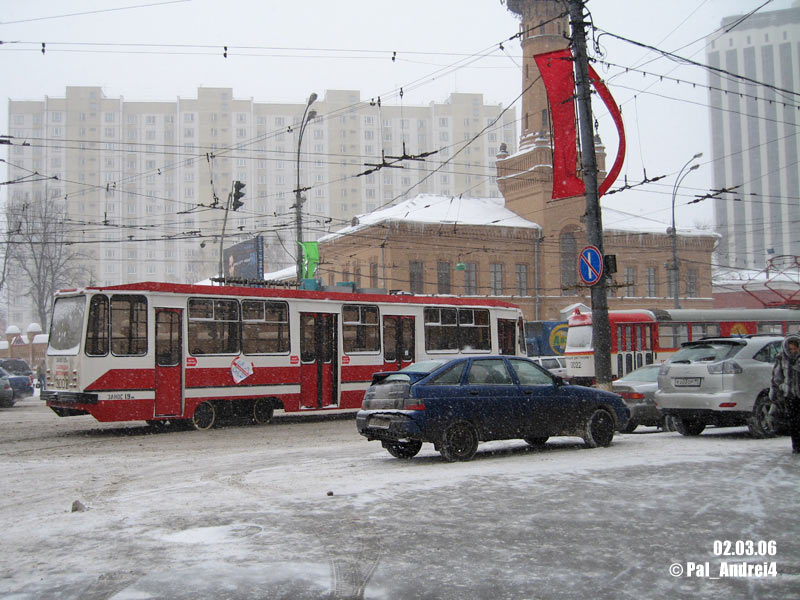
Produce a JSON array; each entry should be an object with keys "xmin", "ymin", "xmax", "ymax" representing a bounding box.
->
[{"xmin": 579, "ymin": 246, "xmax": 603, "ymax": 286}]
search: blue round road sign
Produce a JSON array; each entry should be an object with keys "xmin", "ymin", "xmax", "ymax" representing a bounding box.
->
[{"xmin": 579, "ymin": 245, "xmax": 604, "ymax": 286}]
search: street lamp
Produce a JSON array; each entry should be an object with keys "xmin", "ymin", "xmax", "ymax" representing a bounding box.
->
[
  {"xmin": 295, "ymin": 92, "xmax": 318, "ymax": 282},
  {"xmin": 669, "ymin": 152, "xmax": 702, "ymax": 308}
]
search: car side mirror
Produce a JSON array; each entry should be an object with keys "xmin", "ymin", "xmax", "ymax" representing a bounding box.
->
[{"xmin": 553, "ymin": 375, "xmax": 564, "ymax": 386}]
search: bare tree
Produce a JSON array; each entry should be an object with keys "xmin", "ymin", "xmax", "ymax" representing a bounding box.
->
[{"xmin": 7, "ymin": 197, "xmax": 89, "ymax": 330}]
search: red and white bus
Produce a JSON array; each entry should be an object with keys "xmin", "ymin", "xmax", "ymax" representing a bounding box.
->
[
  {"xmin": 565, "ymin": 307, "xmax": 800, "ymax": 385},
  {"xmin": 43, "ymin": 282, "xmax": 525, "ymax": 429}
]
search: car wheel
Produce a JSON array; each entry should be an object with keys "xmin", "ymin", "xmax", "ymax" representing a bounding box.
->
[
  {"xmin": 747, "ymin": 393, "xmax": 778, "ymax": 439},
  {"xmin": 621, "ymin": 420, "xmax": 639, "ymax": 434},
  {"xmin": 252, "ymin": 398, "xmax": 274, "ymax": 425},
  {"xmin": 382, "ymin": 440, "xmax": 422, "ymax": 459},
  {"xmin": 191, "ymin": 401, "xmax": 217, "ymax": 431},
  {"xmin": 439, "ymin": 421, "xmax": 479, "ymax": 462},
  {"xmin": 524, "ymin": 436, "xmax": 549, "ymax": 447},
  {"xmin": 583, "ymin": 409, "xmax": 615, "ymax": 448},
  {"xmin": 673, "ymin": 417, "xmax": 705, "ymax": 436}
]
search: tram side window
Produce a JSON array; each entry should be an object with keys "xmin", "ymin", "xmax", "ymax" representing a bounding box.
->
[
  {"xmin": 459, "ymin": 309, "xmax": 490, "ymax": 351},
  {"xmin": 691, "ymin": 323, "xmax": 720, "ymax": 340},
  {"xmin": 342, "ymin": 304, "xmax": 379, "ymax": 353},
  {"xmin": 242, "ymin": 300, "xmax": 289, "ymax": 354},
  {"xmin": 425, "ymin": 308, "xmax": 459, "ymax": 351},
  {"xmin": 658, "ymin": 323, "xmax": 689, "ymax": 349},
  {"xmin": 757, "ymin": 321, "xmax": 784, "ymax": 335},
  {"xmin": 86, "ymin": 295, "xmax": 109, "ymax": 356},
  {"xmin": 188, "ymin": 298, "xmax": 240, "ymax": 355},
  {"xmin": 111, "ymin": 295, "xmax": 147, "ymax": 356}
]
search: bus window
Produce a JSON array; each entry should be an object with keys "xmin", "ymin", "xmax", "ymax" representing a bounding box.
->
[
  {"xmin": 48, "ymin": 296, "xmax": 86, "ymax": 356},
  {"xmin": 188, "ymin": 298, "xmax": 240, "ymax": 355},
  {"xmin": 86, "ymin": 295, "xmax": 109, "ymax": 356},
  {"xmin": 342, "ymin": 305, "xmax": 380, "ymax": 353},
  {"xmin": 111, "ymin": 295, "xmax": 147, "ymax": 356},
  {"xmin": 242, "ymin": 300, "xmax": 289, "ymax": 354}
]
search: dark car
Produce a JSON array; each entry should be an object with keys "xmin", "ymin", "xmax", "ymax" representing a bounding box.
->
[
  {"xmin": 0, "ymin": 365, "xmax": 34, "ymax": 399},
  {"xmin": 356, "ymin": 356, "xmax": 629, "ymax": 461}
]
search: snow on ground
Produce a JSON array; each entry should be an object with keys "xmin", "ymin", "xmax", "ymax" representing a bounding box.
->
[{"xmin": 1, "ymin": 396, "xmax": 798, "ymax": 599}]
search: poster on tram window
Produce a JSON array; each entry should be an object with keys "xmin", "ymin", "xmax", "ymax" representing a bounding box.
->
[{"xmin": 231, "ymin": 356, "xmax": 254, "ymax": 384}]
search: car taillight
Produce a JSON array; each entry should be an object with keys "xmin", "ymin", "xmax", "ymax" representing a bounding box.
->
[
  {"xmin": 619, "ymin": 392, "xmax": 645, "ymax": 400},
  {"xmin": 719, "ymin": 402, "xmax": 737, "ymax": 408},
  {"xmin": 403, "ymin": 399, "xmax": 425, "ymax": 410},
  {"xmin": 707, "ymin": 360, "xmax": 743, "ymax": 374}
]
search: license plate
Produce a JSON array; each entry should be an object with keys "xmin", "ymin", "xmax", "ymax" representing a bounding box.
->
[
  {"xmin": 370, "ymin": 416, "xmax": 392, "ymax": 429},
  {"xmin": 673, "ymin": 377, "xmax": 702, "ymax": 387}
]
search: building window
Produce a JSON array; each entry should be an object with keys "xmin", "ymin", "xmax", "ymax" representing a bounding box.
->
[
  {"xmin": 437, "ymin": 262, "xmax": 451, "ymax": 295},
  {"xmin": 370, "ymin": 263, "xmax": 379, "ymax": 289},
  {"xmin": 687, "ymin": 268, "xmax": 698, "ymax": 298},
  {"xmin": 464, "ymin": 263, "xmax": 478, "ymax": 295},
  {"xmin": 490, "ymin": 263, "xmax": 503, "ymax": 295},
  {"xmin": 645, "ymin": 267, "xmax": 658, "ymax": 297},
  {"xmin": 409, "ymin": 261, "xmax": 424, "ymax": 294},
  {"xmin": 624, "ymin": 267, "xmax": 636, "ymax": 297},
  {"xmin": 515, "ymin": 264, "xmax": 528, "ymax": 296}
]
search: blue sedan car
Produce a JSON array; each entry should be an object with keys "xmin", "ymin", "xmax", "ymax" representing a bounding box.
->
[{"xmin": 356, "ymin": 356, "xmax": 629, "ymax": 461}]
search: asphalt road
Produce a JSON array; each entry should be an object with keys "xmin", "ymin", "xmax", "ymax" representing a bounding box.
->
[{"xmin": 1, "ymin": 396, "xmax": 798, "ymax": 600}]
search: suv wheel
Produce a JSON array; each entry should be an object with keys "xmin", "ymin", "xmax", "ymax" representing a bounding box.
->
[
  {"xmin": 673, "ymin": 417, "xmax": 705, "ymax": 436},
  {"xmin": 439, "ymin": 421, "xmax": 479, "ymax": 462},
  {"xmin": 747, "ymin": 393, "xmax": 778, "ymax": 439}
]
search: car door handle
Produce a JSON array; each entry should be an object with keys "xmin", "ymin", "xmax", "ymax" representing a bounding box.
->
[{"xmin": 469, "ymin": 390, "xmax": 480, "ymax": 395}]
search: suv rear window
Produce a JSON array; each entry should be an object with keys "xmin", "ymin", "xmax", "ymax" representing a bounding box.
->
[
  {"xmin": 670, "ymin": 342, "xmax": 742, "ymax": 363},
  {"xmin": 0, "ymin": 359, "xmax": 32, "ymax": 375}
]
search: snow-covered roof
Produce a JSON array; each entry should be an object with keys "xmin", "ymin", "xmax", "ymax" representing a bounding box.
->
[
  {"xmin": 318, "ymin": 194, "xmax": 540, "ymax": 244},
  {"xmin": 601, "ymin": 206, "xmax": 719, "ymax": 238}
]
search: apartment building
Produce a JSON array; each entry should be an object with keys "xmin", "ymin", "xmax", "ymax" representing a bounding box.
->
[
  {"xmin": 706, "ymin": 4, "xmax": 800, "ymax": 269},
  {"xmin": 4, "ymin": 86, "xmax": 517, "ymax": 327}
]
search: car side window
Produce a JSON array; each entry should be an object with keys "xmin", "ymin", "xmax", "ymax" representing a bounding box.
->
[
  {"xmin": 509, "ymin": 359, "xmax": 554, "ymax": 385},
  {"xmin": 467, "ymin": 359, "xmax": 513, "ymax": 385},
  {"xmin": 753, "ymin": 341, "xmax": 781, "ymax": 363},
  {"xmin": 429, "ymin": 362, "xmax": 466, "ymax": 385}
]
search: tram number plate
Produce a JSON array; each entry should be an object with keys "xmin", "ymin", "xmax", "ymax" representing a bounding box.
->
[
  {"xmin": 673, "ymin": 377, "xmax": 702, "ymax": 387},
  {"xmin": 370, "ymin": 416, "xmax": 392, "ymax": 429}
]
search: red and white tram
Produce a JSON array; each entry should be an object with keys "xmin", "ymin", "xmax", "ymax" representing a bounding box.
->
[
  {"xmin": 565, "ymin": 307, "xmax": 800, "ymax": 385},
  {"xmin": 43, "ymin": 282, "xmax": 525, "ymax": 429}
]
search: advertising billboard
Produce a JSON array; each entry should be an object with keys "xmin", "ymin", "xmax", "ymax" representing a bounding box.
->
[{"xmin": 223, "ymin": 236, "xmax": 263, "ymax": 281}]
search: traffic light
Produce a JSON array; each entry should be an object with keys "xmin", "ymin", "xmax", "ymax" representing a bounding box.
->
[{"xmin": 232, "ymin": 180, "xmax": 245, "ymax": 211}]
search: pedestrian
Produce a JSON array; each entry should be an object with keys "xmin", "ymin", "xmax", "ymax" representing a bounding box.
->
[
  {"xmin": 36, "ymin": 360, "xmax": 46, "ymax": 392},
  {"xmin": 770, "ymin": 335, "xmax": 800, "ymax": 454}
]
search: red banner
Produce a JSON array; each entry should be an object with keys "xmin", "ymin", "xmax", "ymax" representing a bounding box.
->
[{"xmin": 534, "ymin": 49, "xmax": 626, "ymax": 200}]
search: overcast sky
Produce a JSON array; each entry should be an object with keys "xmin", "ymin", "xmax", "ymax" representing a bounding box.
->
[{"xmin": 1, "ymin": 0, "xmax": 793, "ymax": 231}]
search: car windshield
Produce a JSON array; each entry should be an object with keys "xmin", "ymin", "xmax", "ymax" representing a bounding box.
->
[
  {"xmin": 669, "ymin": 342, "xmax": 743, "ymax": 363},
  {"xmin": 617, "ymin": 365, "xmax": 660, "ymax": 382}
]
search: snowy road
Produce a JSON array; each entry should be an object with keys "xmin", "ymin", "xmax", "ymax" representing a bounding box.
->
[{"xmin": 1, "ymin": 396, "xmax": 798, "ymax": 599}]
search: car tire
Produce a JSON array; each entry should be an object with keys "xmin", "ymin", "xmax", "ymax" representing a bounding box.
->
[
  {"xmin": 524, "ymin": 436, "xmax": 549, "ymax": 447},
  {"xmin": 439, "ymin": 421, "xmax": 479, "ymax": 462},
  {"xmin": 191, "ymin": 401, "xmax": 217, "ymax": 431},
  {"xmin": 0, "ymin": 397, "xmax": 13, "ymax": 408},
  {"xmin": 673, "ymin": 417, "xmax": 705, "ymax": 436},
  {"xmin": 582, "ymin": 408, "xmax": 615, "ymax": 448},
  {"xmin": 382, "ymin": 440, "xmax": 422, "ymax": 459},
  {"xmin": 621, "ymin": 420, "xmax": 639, "ymax": 434},
  {"xmin": 747, "ymin": 393, "xmax": 778, "ymax": 439},
  {"xmin": 252, "ymin": 398, "xmax": 274, "ymax": 425}
]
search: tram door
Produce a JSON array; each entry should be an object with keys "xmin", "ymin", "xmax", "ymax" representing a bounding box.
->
[
  {"xmin": 300, "ymin": 313, "xmax": 339, "ymax": 408},
  {"xmin": 154, "ymin": 308, "xmax": 183, "ymax": 416},
  {"xmin": 382, "ymin": 315, "xmax": 415, "ymax": 370},
  {"xmin": 617, "ymin": 323, "xmax": 654, "ymax": 378}
]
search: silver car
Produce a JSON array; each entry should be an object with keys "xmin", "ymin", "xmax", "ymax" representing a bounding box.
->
[
  {"xmin": 655, "ymin": 336, "xmax": 783, "ymax": 438},
  {"xmin": 612, "ymin": 363, "xmax": 664, "ymax": 432}
]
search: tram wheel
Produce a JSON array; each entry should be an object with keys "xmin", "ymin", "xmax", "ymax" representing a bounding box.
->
[
  {"xmin": 253, "ymin": 398, "xmax": 274, "ymax": 425},
  {"xmin": 191, "ymin": 401, "xmax": 217, "ymax": 430}
]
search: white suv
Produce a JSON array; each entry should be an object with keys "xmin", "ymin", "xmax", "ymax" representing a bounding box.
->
[
  {"xmin": 529, "ymin": 356, "xmax": 568, "ymax": 378},
  {"xmin": 655, "ymin": 336, "xmax": 783, "ymax": 438}
]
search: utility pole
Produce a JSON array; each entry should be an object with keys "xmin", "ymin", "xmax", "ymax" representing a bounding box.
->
[{"xmin": 569, "ymin": 0, "xmax": 612, "ymax": 389}]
